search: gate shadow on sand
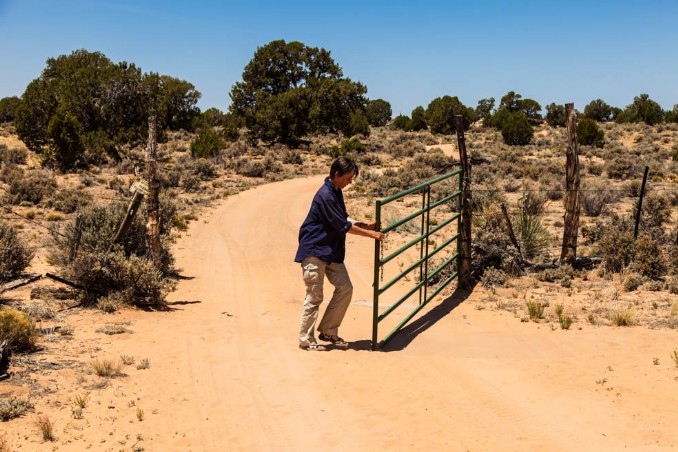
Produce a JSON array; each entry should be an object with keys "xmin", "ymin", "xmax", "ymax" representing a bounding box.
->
[{"xmin": 373, "ymin": 284, "xmax": 475, "ymax": 352}]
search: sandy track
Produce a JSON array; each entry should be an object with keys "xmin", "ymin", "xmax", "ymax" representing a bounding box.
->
[
  {"xmin": 25, "ymin": 175, "xmax": 673, "ymax": 451},
  {"xmin": 135, "ymin": 174, "xmax": 675, "ymax": 451}
]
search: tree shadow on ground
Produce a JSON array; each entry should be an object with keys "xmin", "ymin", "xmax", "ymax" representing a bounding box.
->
[{"xmin": 349, "ymin": 283, "xmax": 476, "ymax": 352}]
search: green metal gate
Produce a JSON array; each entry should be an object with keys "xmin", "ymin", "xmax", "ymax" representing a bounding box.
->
[{"xmin": 372, "ymin": 169, "xmax": 463, "ymax": 350}]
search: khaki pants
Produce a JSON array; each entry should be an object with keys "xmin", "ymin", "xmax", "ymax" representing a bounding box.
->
[{"xmin": 298, "ymin": 257, "xmax": 353, "ymax": 346}]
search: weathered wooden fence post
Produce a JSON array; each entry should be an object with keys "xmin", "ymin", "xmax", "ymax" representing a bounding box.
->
[
  {"xmin": 634, "ymin": 166, "xmax": 650, "ymax": 239},
  {"xmin": 454, "ymin": 115, "xmax": 472, "ymax": 289},
  {"xmin": 146, "ymin": 115, "xmax": 161, "ymax": 269},
  {"xmin": 560, "ymin": 103, "xmax": 581, "ymax": 266}
]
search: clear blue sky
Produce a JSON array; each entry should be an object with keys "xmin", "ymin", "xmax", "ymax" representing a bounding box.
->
[{"xmin": 1, "ymin": 0, "xmax": 677, "ymax": 116}]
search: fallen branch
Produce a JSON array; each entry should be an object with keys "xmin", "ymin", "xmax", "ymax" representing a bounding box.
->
[{"xmin": 0, "ymin": 273, "xmax": 42, "ymax": 294}]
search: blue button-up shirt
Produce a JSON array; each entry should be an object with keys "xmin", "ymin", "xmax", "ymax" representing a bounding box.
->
[{"xmin": 294, "ymin": 177, "xmax": 352, "ymax": 264}]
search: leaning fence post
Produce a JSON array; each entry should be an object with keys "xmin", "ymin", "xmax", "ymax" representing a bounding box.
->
[
  {"xmin": 560, "ymin": 103, "xmax": 581, "ymax": 266},
  {"xmin": 454, "ymin": 115, "xmax": 472, "ymax": 289}
]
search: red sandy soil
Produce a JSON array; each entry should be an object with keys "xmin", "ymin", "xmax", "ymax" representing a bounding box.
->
[{"xmin": 2, "ymin": 175, "xmax": 678, "ymax": 451}]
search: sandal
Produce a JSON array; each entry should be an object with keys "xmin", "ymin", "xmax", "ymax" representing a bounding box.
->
[
  {"xmin": 299, "ymin": 343, "xmax": 327, "ymax": 351},
  {"xmin": 318, "ymin": 333, "xmax": 349, "ymax": 348}
]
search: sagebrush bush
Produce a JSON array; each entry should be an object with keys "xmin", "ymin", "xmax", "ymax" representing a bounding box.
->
[
  {"xmin": 49, "ymin": 197, "xmax": 178, "ymax": 306},
  {"xmin": 44, "ymin": 187, "xmax": 93, "ymax": 213},
  {"xmin": 0, "ymin": 307, "xmax": 37, "ymax": 351},
  {"xmin": 598, "ymin": 215, "xmax": 636, "ymax": 273},
  {"xmin": 622, "ymin": 272, "xmax": 644, "ymax": 292},
  {"xmin": 3, "ymin": 169, "xmax": 57, "ymax": 205},
  {"xmin": 0, "ymin": 143, "xmax": 28, "ymax": 164},
  {"xmin": 630, "ymin": 236, "xmax": 666, "ymax": 279},
  {"xmin": 580, "ymin": 179, "xmax": 618, "ymax": 217},
  {"xmin": 481, "ymin": 267, "xmax": 509, "ymax": 289},
  {"xmin": 0, "ymin": 222, "xmax": 34, "ymax": 282}
]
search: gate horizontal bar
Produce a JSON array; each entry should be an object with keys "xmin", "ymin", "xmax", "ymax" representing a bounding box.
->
[{"xmin": 379, "ymin": 169, "xmax": 462, "ymax": 205}]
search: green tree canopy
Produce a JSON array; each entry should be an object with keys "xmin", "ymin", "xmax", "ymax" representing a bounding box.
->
[
  {"xmin": 366, "ymin": 99, "xmax": 392, "ymax": 127},
  {"xmin": 545, "ymin": 103, "xmax": 567, "ymax": 127},
  {"xmin": 616, "ymin": 94, "xmax": 664, "ymax": 125},
  {"xmin": 475, "ymin": 97, "xmax": 495, "ymax": 124},
  {"xmin": 228, "ymin": 40, "xmax": 367, "ymax": 145},
  {"xmin": 0, "ymin": 96, "xmax": 21, "ymax": 122},
  {"xmin": 583, "ymin": 99, "xmax": 614, "ymax": 122},
  {"xmin": 14, "ymin": 49, "xmax": 200, "ymax": 170},
  {"xmin": 498, "ymin": 91, "xmax": 542, "ymax": 123},
  {"xmin": 410, "ymin": 106, "xmax": 428, "ymax": 131},
  {"xmin": 391, "ymin": 114, "xmax": 412, "ymax": 131},
  {"xmin": 501, "ymin": 111, "xmax": 533, "ymax": 146},
  {"xmin": 425, "ymin": 95, "xmax": 473, "ymax": 134}
]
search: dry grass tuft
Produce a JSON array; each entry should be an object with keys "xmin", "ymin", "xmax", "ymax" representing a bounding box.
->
[
  {"xmin": 34, "ymin": 414, "xmax": 55, "ymax": 442},
  {"xmin": 91, "ymin": 358, "xmax": 123, "ymax": 377},
  {"xmin": 608, "ymin": 308, "xmax": 636, "ymax": 327}
]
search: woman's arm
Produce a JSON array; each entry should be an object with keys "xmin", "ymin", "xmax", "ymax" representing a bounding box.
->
[{"xmin": 348, "ymin": 222, "xmax": 384, "ymax": 240}]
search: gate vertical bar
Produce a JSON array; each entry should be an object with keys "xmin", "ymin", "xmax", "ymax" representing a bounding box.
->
[
  {"xmin": 423, "ymin": 186, "xmax": 431, "ymax": 305},
  {"xmin": 418, "ymin": 190, "xmax": 426, "ymax": 305},
  {"xmin": 372, "ymin": 199, "xmax": 382, "ymax": 351}
]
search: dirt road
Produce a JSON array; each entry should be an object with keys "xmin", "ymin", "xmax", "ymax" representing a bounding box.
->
[
  {"xmin": 8, "ymin": 175, "xmax": 675, "ymax": 451},
  {"xmin": 133, "ymin": 175, "xmax": 675, "ymax": 451}
]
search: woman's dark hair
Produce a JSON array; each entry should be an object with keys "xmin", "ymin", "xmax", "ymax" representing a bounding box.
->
[{"xmin": 329, "ymin": 156, "xmax": 359, "ymax": 179}]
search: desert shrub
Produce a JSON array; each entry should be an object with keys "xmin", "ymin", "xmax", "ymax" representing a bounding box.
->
[
  {"xmin": 472, "ymin": 206, "xmax": 523, "ymax": 276},
  {"xmin": 668, "ymin": 244, "xmax": 678, "ymax": 276},
  {"xmin": 577, "ymin": 118, "xmax": 605, "ymax": 148},
  {"xmin": 159, "ymin": 167, "xmax": 182, "ymax": 188},
  {"xmin": 190, "ymin": 158, "xmax": 219, "ymax": 180},
  {"xmin": 622, "ymin": 272, "xmax": 644, "ymax": 292},
  {"xmin": 0, "ymin": 307, "xmax": 37, "ymax": 351},
  {"xmin": 481, "ymin": 267, "xmax": 509, "ymax": 289},
  {"xmin": 329, "ymin": 137, "xmax": 366, "ymax": 158},
  {"xmin": 629, "ymin": 235, "xmax": 666, "ymax": 279},
  {"xmin": 281, "ymin": 149, "xmax": 303, "ymax": 165},
  {"xmin": 234, "ymin": 153, "xmax": 282, "ymax": 178},
  {"xmin": 181, "ymin": 172, "xmax": 202, "ymax": 192},
  {"xmin": 638, "ymin": 193, "xmax": 671, "ymax": 232},
  {"xmin": 44, "ymin": 188, "xmax": 93, "ymax": 213},
  {"xmin": 539, "ymin": 174, "xmax": 564, "ymax": 201},
  {"xmin": 535, "ymin": 266, "xmax": 576, "ymax": 283},
  {"xmin": 598, "ymin": 215, "xmax": 636, "ymax": 273},
  {"xmin": 0, "ymin": 396, "xmax": 34, "ymax": 421},
  {"xmin": 48, "ymin": 198, "xmax": 177, "ymax": 306},
  {"xmin": 0, "ymin": 144, "xmax": 28, "ymax": 164},
  {"xmin": 4, "ymin": 169, "xmax": 57, "ymax": 205},
  {"xmin": 70, "ymin": 250, "xmax": 173, "ymax": 306},
  {"xmin": 580, "ymin": 180, "xmax": 617, "ymax": 216},
  {"xmin": 605, "ymin": 157, "xmax": 640, "ymax": 180},
  {"xmin": 0, "ymin": 222, "xmax": 34, "ymax": 282},
  {"xmin": 190, "ymin": 126, "xmax": 224, "ymax": 158},
  {"xmin": 519, "ymin": 190, "xmax": 548, "ymax": 216}
]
